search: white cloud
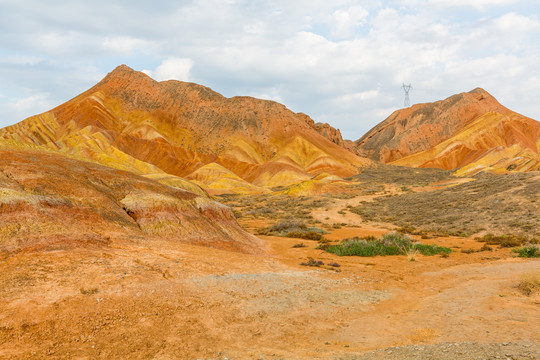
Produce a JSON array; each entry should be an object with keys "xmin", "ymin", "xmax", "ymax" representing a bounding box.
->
[
  {"xmin": 2, "ymin": 94, "xmax": 56, "ymax": 123},
  {"xmin": 1, "ymin": 0, "xmax": 539, "ymax": 139},
  {"xmin": 250, "ymin": 88, "xmax": 283, "ymax": 103},
  {"xmin": 0, "ymin": 56, "xmax": 45, "ymax": 66},
  {"xmin": 329, "ymin": 6, "xmax": 369, "ymax": 39},
  {"xmin": 428, "ymin": 0, "xmax": 520, "ymax": 10},
  {"xmin": 143, "ymin": 58, "xmax": 194, "ymax": 82},
  {"xmin": 335, "ymin": 90, "xmax": 379, "ymax": 104},
  {"xmin": 493, "ymin": 12, "xmax": 540, "ymax": 33},
  {"xmin": 102, "ymin": 36, "xmax": 151, "ymax": 55}
]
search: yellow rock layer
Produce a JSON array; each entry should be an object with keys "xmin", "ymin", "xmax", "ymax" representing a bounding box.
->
[{"xmin": 391, "ymin": 112, "xmax": 540, "ymax": 176}]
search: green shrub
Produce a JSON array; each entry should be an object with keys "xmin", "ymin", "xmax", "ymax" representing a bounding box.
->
[
  {"xmin": 324, "ymin": 232, "xmax": 451, "ymax": 257},
  {"xmin": 513, "ymin": 245, "xmax": 539, "ymax": 258},
  {"xmin": 326, "ymin": 238, "xmax": 403, "ymax": 257},
  {"xmin": 380, "ymin": 232, "xmax": 412, "ymax": 249},
  {"xmin": 414, "ymin": 243, "xmax": 451, "ymax": 255}
]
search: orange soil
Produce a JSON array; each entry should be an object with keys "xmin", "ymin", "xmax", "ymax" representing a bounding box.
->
[{"xmin": 1, "ymin": 213, "xmax": 538, "ymax": 359}]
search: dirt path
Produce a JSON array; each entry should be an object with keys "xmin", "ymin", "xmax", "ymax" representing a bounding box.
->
[{"xmin": 346, "ymin": 342, "xmax": 540, "ymax": 360}]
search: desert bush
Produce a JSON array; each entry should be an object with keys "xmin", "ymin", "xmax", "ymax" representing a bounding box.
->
[
  {"xmin": 257, "ymin": 220, "xmax": 327, "ymax": 240},
  {"xmin": 517, "ymin": 270, "xmax": 540, "ymax": 295},
  {"xmin": 80, "ymin": 287, "xmax": 99, "ymax": 295},
  {"xmin": 513, "ymin": 244, "xmax": 539, "ymax": 258},
  {"xmin": 326, "ymin": 238, "xmax": 402, "ymax": 257},
  {"xmin": 479, "ymin": 243, "xmax": 493, "ymax": 252},
  {"xmin": 414, "ymin": 243, "xmax": 451, "ymax": 255},
  {"xmin": 300, "ymin": 257, "xmax": 324, "ymax": 267},
  {"xmin": 316, "ymin": 242, "xmax": 330, "ymax": 251},
  {"xmin": 380, "ymin": 232, "xmax": 412, "ymax": 249},
  {"xmin": 286, "ymin": 231, "xmax": 323, "ymax": 240},
  {"xmin": 292, "ymin": 242, "xmax": 307, "ymax": 248},
  {"xmin": 324, "ymin": 232, "xmax": 451, "ymax": 257},
  {"xmin": 406, "ymin": 247, "xmax": 419, "ymax": 261},
  {"xmin": 477, "ymin": 234, "xmax": 532, "ymax": 248}
]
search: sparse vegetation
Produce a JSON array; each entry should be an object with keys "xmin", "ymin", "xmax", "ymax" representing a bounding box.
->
[
  {"xmin": 476, "ymin": 234, "xmax": 538, "ymax": 248},
  {"xmin": 350, "ymin": 164, "xmax": 452, "ymax": 186},
  {"xmin": 349, "ymin": 173, "xmax": 540, "ymax": 238},
  {"xmin": 324, "ymin": 232, "xmax": 451, "ymax": 257},
  {"xmin": 257, "ymin": 220, "xmax": 328, "ymax": 240},
  {"xmin": 292, "ymin": 242, "xmax": 307, "ymax": 248}
]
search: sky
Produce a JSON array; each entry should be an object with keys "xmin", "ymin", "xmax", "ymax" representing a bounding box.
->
[{"xmin": 0, "ymin": 0, "xmax": 539, "ymax": 140}]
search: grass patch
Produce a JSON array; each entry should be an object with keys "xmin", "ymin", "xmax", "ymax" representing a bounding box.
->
[
  {"xmin": 324, "ymin": 232, "xmax": 451, "ymax": 257},
  {"xmin": 414, "ymin": 243, "xmax": 452, "ymax": 256},
  {"xmin": 513, "ymin": 245, "xmax": 539, "ymax": 258}
]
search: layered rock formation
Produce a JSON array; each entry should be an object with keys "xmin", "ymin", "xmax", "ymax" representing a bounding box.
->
[
  {"xmin": 0, "ymin": 147, "xmax": 262, "ymax": 254},
  {"xmin": 355, "ymin": 88, "xmax": 540, "ymax": 175},
  {"xmin": 0, "ymin": 65, "xmax": 369, "ymax": 193}
]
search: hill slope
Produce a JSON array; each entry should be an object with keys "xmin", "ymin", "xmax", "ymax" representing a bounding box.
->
[
  {"xmin": 0, "ymin": 147, "xmax": 262, "ymax": 254},
  {"xmin": 0, "ymin": 65, "xmax": 368, "ymax": 193},
  {"xmin": 355, "ymin": 88, "xmax": 540, "ymax": 175}
]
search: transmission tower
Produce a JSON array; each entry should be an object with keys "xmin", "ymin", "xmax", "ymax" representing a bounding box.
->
[{"xmin": 402, "ymin": 83, "xmax": 412, "ymax": 107}]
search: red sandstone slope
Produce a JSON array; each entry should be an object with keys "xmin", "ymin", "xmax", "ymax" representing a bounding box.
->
[
  {"xmin": 0, "ymin": 148, "xmax": 262, "ymax": 254},
  {"xmin": 355, "ymin": 88, "xmax": 540, "ymax": 174},
  {"xmin": 0, "ymin": 65, "xmax": 369, "ymax": 192}
]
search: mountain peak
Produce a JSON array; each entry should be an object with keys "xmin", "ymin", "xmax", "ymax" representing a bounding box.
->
[
  {"xmin": 469, "ymin": 87, "xmax": 488, "ymax": 94},
  {"xmin": 101, "ymin": 64, "xmax": 153, "ymax": 84}
]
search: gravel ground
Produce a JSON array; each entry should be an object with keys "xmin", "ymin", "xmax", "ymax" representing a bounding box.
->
[{"xmin": 341, "ymin": 342, "xmax": 540, "ymax": 360}]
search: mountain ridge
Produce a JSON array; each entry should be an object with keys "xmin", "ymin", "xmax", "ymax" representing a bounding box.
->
[
  {"xmin": 0, "ymin": 65, "xmax": 370, "ymax": 194},
  {"xmin": 354, "ymin": 88, "xmax": 540, "ymax": 175}
]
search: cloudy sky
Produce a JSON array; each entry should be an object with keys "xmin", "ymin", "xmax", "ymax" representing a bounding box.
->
[{"xmin": 1, "ymin": 0, "xmax": 539, "ymax": 139}]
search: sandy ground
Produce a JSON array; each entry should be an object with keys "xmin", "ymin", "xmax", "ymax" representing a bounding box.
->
[{"xmin": 0, "ymin": 195, "xmax": 539, "ymax": 359}]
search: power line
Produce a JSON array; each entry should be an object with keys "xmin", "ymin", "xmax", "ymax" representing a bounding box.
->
[{"xmin": 401, "ymin": 83, "xmax": 412, "ymax": 107}]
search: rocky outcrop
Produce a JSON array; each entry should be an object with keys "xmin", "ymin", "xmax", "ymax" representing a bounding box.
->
[{"xmin": 313, "ymin": 122, "xmax": 357, "ymax": 153}]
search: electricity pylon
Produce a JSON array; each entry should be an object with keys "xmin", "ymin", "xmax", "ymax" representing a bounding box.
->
[{"xmin": 402, "ymin": 83, "xmax": 412, "ymax": 107}]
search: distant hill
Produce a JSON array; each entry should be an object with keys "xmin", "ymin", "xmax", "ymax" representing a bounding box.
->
[{"xmin": 355, "ymin": 88, "xmax": 540, "ymax": 175}]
